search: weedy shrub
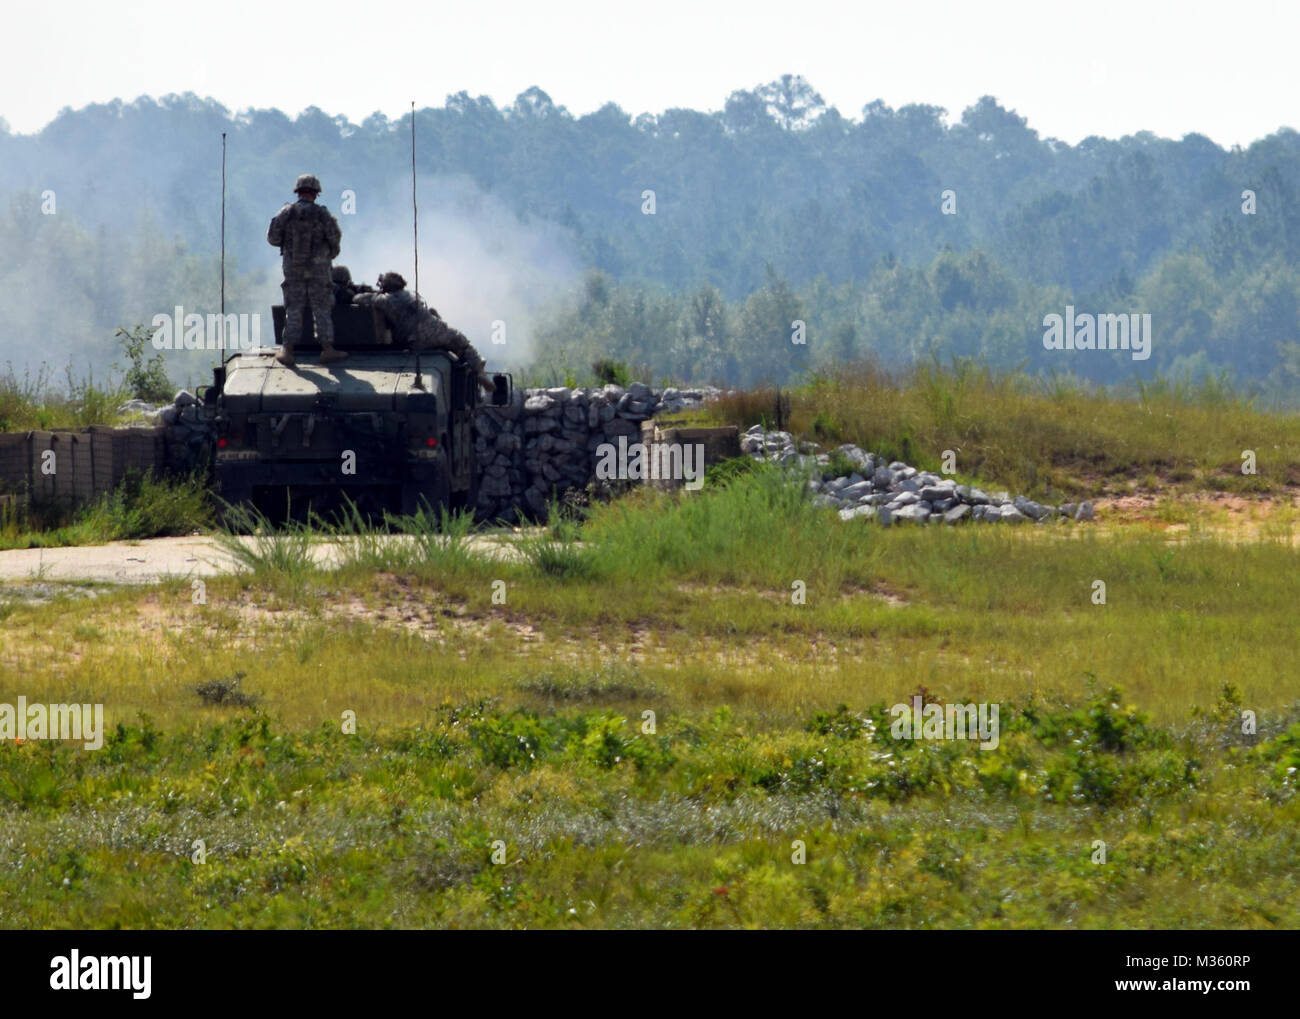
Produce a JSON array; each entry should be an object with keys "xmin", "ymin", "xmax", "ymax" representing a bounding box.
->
[
  {"xmin": 61, "ymin": 363, "xmax": 128, "ymax": 427},
  {"xmin": 0, "ymin": 362, "xmax": 52, "ymax": 432},
  {"xmin": 114, "ymin": 324, "xmax": 175, "ymax": 404},
  {"xmin": 591, "ymin": 358, "xmax": 632, "ymax": 388},
  {"xmin": 329, "ymin": 499, "xmax": 478, "ymax": 576},
  {"xmin": 470, "ymin": 712, "xmax": 553, "ymax": 770},
  {"xmin": 805, "ymin": 704, "xmax": 873, "ymax": 740},
  {"xmin": 1252, "ymin": 721, "xmax": 1300, "ymax": 799},
  {"xmin": 821, "ymin": 449, "xmax": 857, "ymax": 479},
  {"xmin": 399, "ymin": 503, "xmax": 477, "ymax": 574},
  {"xmin": 519, "ymin": 534, "xmax": 600, "ymax": 581},
  {"xmin": 194, "ymin": 671, "xmax": 258, "ymax": 708},
  {"xmin": 78, "ymin": 470, "xmax": 214, "ymax": 540},
  {"xmin": 576, "ymin": 713, "xmax": 631, "ymax": 769},
  {"xmin": 1025, "ymin": 685, "xmax": 1164, "ymax": 754},
  {"xmin": 2, "ymin": 471, "xmax": 212, "ymax": 548},
  {"xmin": 213, "ymin": 502, "xmax": 320, "ymax": 583}
]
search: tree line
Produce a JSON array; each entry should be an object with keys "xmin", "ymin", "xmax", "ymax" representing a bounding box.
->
[{"xmin": 0, "ymin": 78, "xmax": 1297, "ymax": 394}]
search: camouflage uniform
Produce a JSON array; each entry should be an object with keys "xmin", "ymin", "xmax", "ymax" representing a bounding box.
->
[
  {"xmin": 331, "ymin": 265, "xmax": 373, "ymax": 306},
  {"xmin": 267, "ymin": 175, "xmax": 344, "ymax": 364},
  {"xmin": 356, "ymin": 273, "xmax": 493, "ymax": 389}
]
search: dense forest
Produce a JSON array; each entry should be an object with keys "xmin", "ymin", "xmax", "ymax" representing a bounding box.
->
[{"xmin": 2, "ymin": 77, "xmax": 1298, "ymax": 397}]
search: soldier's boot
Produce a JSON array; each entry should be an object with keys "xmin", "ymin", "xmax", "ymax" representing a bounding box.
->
[
  {"xmin": 319, "ymin": 345, "xmax": 349, "ymax": 364},
  {"xmin": 276, "ymin": 341, "xmax": 295, "ymax": 367}
]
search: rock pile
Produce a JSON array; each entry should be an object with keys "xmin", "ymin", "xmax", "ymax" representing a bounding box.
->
[
  {"xmin": 474, "ymin": 384, "xmax": 717, "ymax": 522},
  {"xmin": 742, "ymin": 426, "xmax": 1094, "ymax": 526}
]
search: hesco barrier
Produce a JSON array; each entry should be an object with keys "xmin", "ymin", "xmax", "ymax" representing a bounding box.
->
[
  {"xmin": 0, "ymin": 384, "xmax": 735, "ymax": 516},
  {"xmin": 0, "ymin": 427, "xmax": 165, "ymax": 506}
]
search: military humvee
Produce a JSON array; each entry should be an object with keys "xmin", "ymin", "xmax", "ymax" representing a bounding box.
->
[{"xmin": 202, "ymin": 298, "xmax": 508, "ymax": 521}]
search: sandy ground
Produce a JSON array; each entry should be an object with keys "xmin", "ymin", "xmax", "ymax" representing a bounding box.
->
[{"xmin": 0, "ymin": 534, "xmax": 522, "ymax": 585}]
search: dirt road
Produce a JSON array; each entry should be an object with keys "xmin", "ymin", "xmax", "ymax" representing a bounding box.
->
[{"xmin": 0, "ymin": 534, "xmax": 523, "ymax": 585}]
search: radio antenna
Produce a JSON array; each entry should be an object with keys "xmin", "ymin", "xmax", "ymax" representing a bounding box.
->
[
  {"xmin": 410, "ymin": 101, "xmax": 425, "ymax": 391},
  {"xmin": 219, "ymin": 131, "xmax": 227, "ymax": 366},
  {"xmin": 410, "ymin": 100, "xmax": 419, "ymax": 302}
]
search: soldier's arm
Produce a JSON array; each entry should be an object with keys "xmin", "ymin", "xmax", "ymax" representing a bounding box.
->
[
  {"xmin": 324, "ymin": 210, "xmax": 342, "ymax": 260},
  {"xmin": 267, "ymin": 204, "xmax": 291, "ymax": 247}
]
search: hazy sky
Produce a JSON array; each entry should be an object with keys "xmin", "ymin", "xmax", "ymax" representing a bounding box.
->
[{"xmin": 5, "ymin": 0, "xmax": 1296, "ymax": 146}]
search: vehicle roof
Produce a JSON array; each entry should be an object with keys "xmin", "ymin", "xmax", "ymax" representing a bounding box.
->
[{"xmin": 221, "ymin": 348, "xmax": 450, "ymax": 413}]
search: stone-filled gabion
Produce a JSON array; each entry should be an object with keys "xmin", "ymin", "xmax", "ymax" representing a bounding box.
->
[
  {"xmin": 473, "ymin": 385, "xmax": 718, "ymax": 523},
  {"xmin": 743, "ymin": 425, "xmax": 1094, "ymax": 525}
]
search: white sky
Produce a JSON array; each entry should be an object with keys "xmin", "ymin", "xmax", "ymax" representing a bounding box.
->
[{"xmin": 4, "ymin": 0, "xmax": 1296, "ymax": 146}]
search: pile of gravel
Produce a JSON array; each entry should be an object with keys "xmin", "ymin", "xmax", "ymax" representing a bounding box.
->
[{"xmin": 742, "ymin": 426, "xmax": 1094, "ymax": 526}]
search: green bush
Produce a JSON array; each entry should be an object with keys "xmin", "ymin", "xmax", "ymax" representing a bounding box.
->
[
  {"xmin": 79, "ymin": 470, "xmax": 214, "ymax": 540},
  {"xmin": 470, "ymin": 712, "xmax": 553, "ymax": 770},
  {"xmin": 114, "ymin": 324, "xmax": 175, "ymax": 403}
]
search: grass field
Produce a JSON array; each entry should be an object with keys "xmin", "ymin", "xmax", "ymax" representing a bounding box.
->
[{"xmin": 1, "ymin": 370, "xmax": 1299, "ymax": 928}]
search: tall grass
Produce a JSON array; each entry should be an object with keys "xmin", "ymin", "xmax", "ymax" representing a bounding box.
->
[
  {"xmin": 332, "ymin": 500, "xmax": 479, "ymax": 577},
  {"xmin": 572, "ymin": 462, "xmax": 869, "ymax": 590},
  {"xmin": 0, "ymin": 471, "xmax": 213, "ymax": 550},
  {"xmin": 213, "ymin": 498, "xmax": 481, "ymax": 585},
  {"xmin": 0, "ymin": 361, "xmax": 130, "ymax": 431},
  {"xmin": 708, "ymin": 360, "xmax": 1300, "ymax": 498},
  {"xmin": 212, "ymin": 502, "xmax": 320, "ymax": 583}
]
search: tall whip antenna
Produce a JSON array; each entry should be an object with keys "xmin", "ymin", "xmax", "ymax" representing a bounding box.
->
[
  {"xmin": 410, "ymin": 100, "xmax": 419, "ymax": 301},
  {"xmin": 409, "ymin": 102, "xmax": 425, "ymax": 390},
  {"xmin": 220, "ymin": 131, "xmax": 227, "ymax": 365}
]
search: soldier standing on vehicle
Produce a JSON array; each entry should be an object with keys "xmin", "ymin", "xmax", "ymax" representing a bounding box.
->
[
  {"xmin": 267, "ymin": 174, "xmax": 346, "ymax": 366},
  {"xmin": 355, "ymin": 272, "xmax": 494, "ymax": 390}
]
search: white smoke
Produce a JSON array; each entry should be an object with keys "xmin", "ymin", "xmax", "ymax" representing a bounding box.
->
[
  {"xmin": 0, "ymin": 173, "xmax": 579, "ymax": 391},
  {"xmin": 310, "ymin": 174, "xmax": 580, "ymax": 370}
]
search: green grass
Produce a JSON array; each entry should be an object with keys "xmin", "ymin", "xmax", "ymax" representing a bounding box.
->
[
  {"xmin": 0, "ymin": 362, "xmax": 133, "ymax": 432},
  {"xmin": 0, "ymin": 472, "xmax": 214, "ymax": 550},
  {"xmin": 3, "ymin": 373, "xmax": 1300, "ymax": 928},
  {"xmin": 0, "ymin": 689, "xmax": 1294, "ymax": 928},
  {"xmin": 706, "ymin": 360, "xmax": 1300, "ymax": 499}
]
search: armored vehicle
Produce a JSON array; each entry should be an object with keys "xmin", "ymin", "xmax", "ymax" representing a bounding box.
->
[{"xmin": 202, "ymin": 298, "xmax": 508, "ymax": 520}]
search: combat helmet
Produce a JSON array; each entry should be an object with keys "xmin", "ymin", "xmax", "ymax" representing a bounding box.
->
[
  {"xmin": 293, "ymin": 173, "xmax": 322, "ymax": 195},
  {"xmin": 331, "ymin": 265, "xmax": 353, "ymax": 284},
  {"xmin": 377, "ymin": 272, "xmax": 407, "ymax": 292}
]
